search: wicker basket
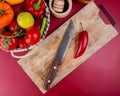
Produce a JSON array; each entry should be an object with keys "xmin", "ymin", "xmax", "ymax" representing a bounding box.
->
[{"xmin": 0, "ymin": 1, "xmax": 50, "ymax": 58}]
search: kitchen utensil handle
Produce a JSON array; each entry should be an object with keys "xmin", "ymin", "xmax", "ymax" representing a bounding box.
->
[
  {"xmin": 44, "ymin": 60, "xmax": 60, "ymax": 91},
  {"xmin": 10, "ymin": 45, "xmax": 38, "ymax": 58},
  {"xmin": 10, "ymin": 51, "xmax": 34, "ymax": 58},
  {"xmin": 98, "ymin": 4, "xmax": 116, "ymax": 26}
]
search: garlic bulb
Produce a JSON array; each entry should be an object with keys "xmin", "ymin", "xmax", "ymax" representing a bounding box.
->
[{"xmin": 53, "ymin": 0, "xmax": 65, "ymax": 12}]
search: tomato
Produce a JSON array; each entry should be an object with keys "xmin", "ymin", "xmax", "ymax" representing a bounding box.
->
[
  {"xmin": 0, "ymin": 34, "xmax": 3, "ymax": 42},
  {"xmin": 17, "ymin": 12, "xmax": 34, "ymax": 29},
  {"xmin": 0, "ymin": 32, "xmax": 18, "ymax": 50},
  {"xmin": 25, "ymin": 27, "xmax": 40, "ymax": 45},
  {"xmin": 18, "ymin": 38, "xmax": 28, "ymax": 48},
  {"xmin": 0, "ymin": 31, "xmax": 11, "ymax": 42},
  {"xmin": 0, "ymin": 2, "xmax": 14, "ymax": 28},
  {"xmin": 13, "ymin": 3, "xmax": 23, "ymax": 17},
  {"xmin": 0, "ymin": 27, "xmax": 6, "ymax": 33},
  {"xmin": 0, "ymin": 28, "xmax": 6, "ymax": 41},
  {"xmin": 9, "ymin": 19, "xmax": 19, "ymax": 32}
]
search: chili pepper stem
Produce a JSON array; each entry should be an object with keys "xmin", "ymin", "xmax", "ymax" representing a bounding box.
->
[
  {"xmin": 80, "ymin": 22, "xmax": 84, "ymax": 31},
  {"xmin": 34, "ymin": 0, "xmax": 41, "ymax": 10}
]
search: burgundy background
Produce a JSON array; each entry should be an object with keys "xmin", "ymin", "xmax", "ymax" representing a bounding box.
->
[{"xmin": 0, "ymin": 0, "xmax": 120, "ymax": 96}]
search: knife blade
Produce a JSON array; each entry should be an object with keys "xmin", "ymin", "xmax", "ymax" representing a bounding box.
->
[{"xmin": 44, "ymin": 20, "xmax": 74, "ymax": 90}]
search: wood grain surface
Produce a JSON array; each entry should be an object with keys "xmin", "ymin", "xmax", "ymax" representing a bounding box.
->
[{"xmin": 18, "ymin": 2, "xmax": 118, "ymax": 94}]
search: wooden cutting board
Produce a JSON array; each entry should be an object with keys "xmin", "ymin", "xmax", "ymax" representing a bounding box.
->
[{"xmin": 18, "ymin": 2, "xmax": 118, "ymax": 94}]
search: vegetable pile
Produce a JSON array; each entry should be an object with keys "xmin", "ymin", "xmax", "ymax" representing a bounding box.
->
[{"xmin": 0, "ymin": 0, "xmax": 47, "ymax": 51}]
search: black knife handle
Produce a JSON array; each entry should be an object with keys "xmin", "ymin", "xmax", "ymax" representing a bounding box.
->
[
  {"xmin": 98, "ymin": 4, "xmax": 116, "ymax": 26},
  {"xmin": 44, "ymin": 60, "xmax": 60, "ymax": 91}
]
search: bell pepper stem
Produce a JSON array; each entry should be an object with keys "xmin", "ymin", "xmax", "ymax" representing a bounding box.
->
[{"xmin": 34, "ymin": 0, "xmax": 41, "ymax": 10}]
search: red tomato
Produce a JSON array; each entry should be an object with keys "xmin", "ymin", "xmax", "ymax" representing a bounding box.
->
[
  {"xmin": 0, "ymin": 31, "xmax": 11, "ymax": 42},
  {"xmin": 0, "ymin": 36, "xmax": 2, "ymax": 42},
  {"xmin": 25, "ymin": 27, "xmax": 40, "ymax": 45},
  {"xmin": 0, "ymin": 27, "xmax": 6, "ymax": 40},
  {"xmin": 0, "ymin": 27, "xmax": 6, "ymax": 33},
  {"xmin": 9, "ymin": 19, "xmax": 19, "ymax": 32},
  {"xmin": 13, "ymin": 3, "xmax": 23, "ymax": 17},
  {"xmin": 18, "ymin": 38, "xmax": 28, "ymax": 48},
  {"xmin": 0, "ymin": 32, "xmax": 18, "ymax": 50}
]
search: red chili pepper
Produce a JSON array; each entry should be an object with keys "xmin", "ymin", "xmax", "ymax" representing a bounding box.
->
[
  {"xmin": 74, "ymin": 23, "xmax": 89, "ymax": 58},
  {"xmin": 24, "ymin": 0, "xmax": 45, "ymax": 17},
  {"xmin": 34, "ymin": 13, "xmax": 44, "ymax": 30}
]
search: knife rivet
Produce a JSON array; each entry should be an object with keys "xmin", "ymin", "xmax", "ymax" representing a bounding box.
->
[
  {"xmin": 53, "ymin": 66, "xmax": 57, "ymax": 69},
  {"xmin": 48, "ymin": 80, "xmax": 51, "ymax": 83}
]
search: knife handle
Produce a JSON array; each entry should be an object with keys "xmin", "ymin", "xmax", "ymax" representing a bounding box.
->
[
  {"xmin": 98, "ymin": 4, "xmax": 116, "ymax": 26},
  {"xmin": 44, "ymin": 60, "xmax": 60, "ymax": 91}
]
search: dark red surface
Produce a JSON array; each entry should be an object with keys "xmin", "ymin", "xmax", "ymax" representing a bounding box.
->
[{"xmin": 0, "ymin": 0, "xmax": 120, "ymax": 96}]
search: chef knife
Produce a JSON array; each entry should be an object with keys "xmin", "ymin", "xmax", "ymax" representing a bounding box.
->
[{"xmin": 44, "ymin": 20, "xmax": 74, "ymax": 90}]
